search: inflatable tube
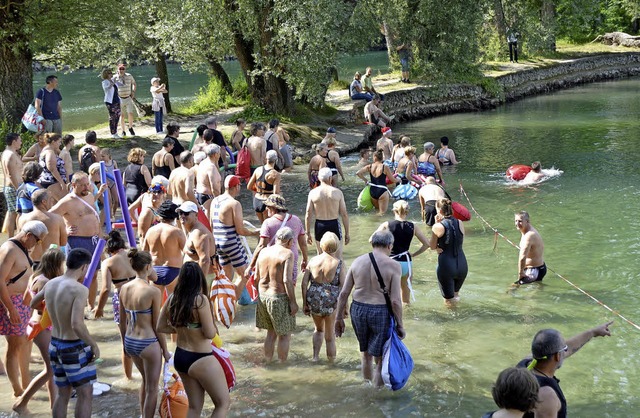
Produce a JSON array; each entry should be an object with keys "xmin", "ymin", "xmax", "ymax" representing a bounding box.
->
[
  {"xmin": 99, "ymin": 162, "xmax": 112, "ymax": 233},
  {"xmin": 452, "ymin": 202, "xmax": 471, "ymax": 222},
  {"xmin": 392, "ymin": 183, "xmax": 418, "ymax": 200},
  {"xmin": 357, "ymin": 185, "xmax": 374, "ymax": 211},
  {"xmin": 219, "ymin": 163, "xmax": 237, "ymax": 173},
  {"xmin": 189, "ymin": 130, "xmax": 198, "ymax": 150},
  {"xmin": 82, "ymin": 238, "xmax": 106, "ymax": 287},
  {"xmin": 225, "ymin": 146, "xmax": 236, "ymax": 164},
  {"xmin": 506, "ymin": 164, "xmax": 531, "ymax": 181},
  {"xmin": 113, "ymin": 168, "xmax": 137, "ymax": 248}
]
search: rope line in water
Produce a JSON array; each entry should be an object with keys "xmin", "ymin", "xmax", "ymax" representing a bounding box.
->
[{"xmin": 458, "ymin": 182, "xmax": 640, "ymax": 331}]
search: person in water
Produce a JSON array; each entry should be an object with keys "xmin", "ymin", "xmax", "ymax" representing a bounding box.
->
[
  {"xmin": 516, "ymin": 321, "xmax": 614, "ymax": 418},
  {"xmin": 522, "ymin": 161, "xmax": 545, "ymax": 183},
  {"xmin": 515, "ymin": 211, "xmax": 545, "ymax": 286}
]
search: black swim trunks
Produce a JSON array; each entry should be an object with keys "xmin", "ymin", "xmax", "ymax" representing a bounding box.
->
[
  {"xmin": 314, "ymin": 219, "xmax": 342, "ymax": 242},
  {"xmin": 515, "ymin": 263, "xmax": 547, "ymax": 285}
]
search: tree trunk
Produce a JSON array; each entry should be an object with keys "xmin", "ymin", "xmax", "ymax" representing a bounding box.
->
[
  {"xmin": 154, "ymin": 51, "xmax": 171, "ymax": 113},
  {"xmin": 206, "ymin": 57, "xmax": 233, "ymax": 94},
  {"xmin": 0, "ymin": 9, "xmax": 33, "ymax": 127},
  {"xmin": 493, "ymin": 0, "xmax": 507, "ymax": 40},
  {"xmin": 541, "ymin": 0, "xmax": 557, "ymax": 52},
  {"xmin": 382, "ymin": 21, "xmax": 395, "ymax": 67}
]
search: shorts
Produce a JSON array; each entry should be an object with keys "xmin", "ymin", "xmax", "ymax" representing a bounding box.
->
[
  {"xmin": 120, "ymin": 96, "xmax": 135, "ymax": 115},
  {"xmin": 400, "ymin": 58, "xmax": 410, "ymax": 72},
  {"xmin": 0, "ymin": 294, "xmax": 32, "ymax": 336},
  {"xmin": 67, "ymin": 236, "xmax": 101, "ymax": 270},
  {"xmin": 256, "ymin": 293, "xmax": 296, "ymax": 336},
  {"xmin": 516, "ymin": 263, "xmax": 547, "ymax": 285},
  {"xmin": 153, "ymin": 266, "xmax": 181, "ymax": 286},
  {"xmin": 44, "ymin": 119, "xmax": 63, "ymax": 135},
  {"xmin": 216, "ymin": 236, "xmax": 249, "ymax": 268},
  {"xmin": 195, "ymin": 192, "xmax": 212, "ymax": 206},
  {"xmin": 350, "ymin": 301, "xmax": 390, "ymax": 357},
  {"xmin": 49, "ymin": 337, "xmax": 97, "ymax": 388},
  {"xmin": 253, "ymin": 196, "xmax": 268, "ymax": 213},
  {"xmin": 424, "ymin": 200, "xmax": 437, "ymax": 226},
  {"xmin": 314, "ymin": 218, "xmax": 342, "ymax": 242},
  {"xmin": 4, "ymin": 186, "xmax": 17, "ymax": 212}
]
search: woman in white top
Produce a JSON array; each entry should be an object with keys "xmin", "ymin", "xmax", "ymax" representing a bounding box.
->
[
  {"xmin": 101, "ymin": 68, "xmax": 122, "ymax": 139},
  {"xmin": 150, "ymin": 77, "xmax": 168, "ymax": 134}
]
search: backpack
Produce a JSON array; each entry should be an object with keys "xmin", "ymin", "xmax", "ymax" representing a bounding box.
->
[
  {"xmin": 235, "ymin": 141, "xmax": 251, "ymax": 180},
  {"xmin": 80, "ymin": 147, "xmax": 97, "ymax": 173},
  {"xmin": 209, "ymin": 259, "xmax": 237, "ymax": 329},
  {"xmin": 381, "ymin": 317, "xmax": 414, "ymax": 390}
]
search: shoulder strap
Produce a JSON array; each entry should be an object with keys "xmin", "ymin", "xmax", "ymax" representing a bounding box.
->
[
  {"xmin": 368, "ymin": 252, "xmax": 394, "ymax": 319},
  {"xmin": 9, "ymin": 239, "xmax": 33, "ymax": 266},
  {"xmin": 269, "ymin": 214, "xmax": 291, "ymax": 245}
]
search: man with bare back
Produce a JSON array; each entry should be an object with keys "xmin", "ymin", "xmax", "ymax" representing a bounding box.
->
[
  {"xmin": 2, "ymin": 133, "xmax": 24, "ymax": 237},
  {"xmin": 514, "ymin": 211, "xmax": 546, "ymax": 285},
  {"xmin": 195, "ymin": 144, "xmax": 222, "ymax": 218},
  {"xmin": 179, "ymin": 201, "xmax": 216, "ymax": 275},
  {"xmin": 168, "ymin": 151, "xmax": 196, "ymax": 205},
  {"xmin": 246, "ymin": 122, "xmax": 267, "ymax": 176}
]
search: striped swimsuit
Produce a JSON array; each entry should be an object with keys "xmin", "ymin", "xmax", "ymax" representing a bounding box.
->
[{"xmin": 212, "ymin": 196, "xmax": 248, "ymax": 268}]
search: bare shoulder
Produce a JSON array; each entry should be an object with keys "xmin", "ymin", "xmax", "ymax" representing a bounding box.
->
[{"xmin": 535, "ymin": 385, "xmax": 561, "ymax": 416}]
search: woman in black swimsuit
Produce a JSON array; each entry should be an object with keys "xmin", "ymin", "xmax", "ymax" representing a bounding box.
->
[
  {"xmin": 356, "ymin": 149, "xmax": 398, "ymax": 215},
  {"xmin": 158, "ymin": 262, "xmax": 230, "ymax": 416}
]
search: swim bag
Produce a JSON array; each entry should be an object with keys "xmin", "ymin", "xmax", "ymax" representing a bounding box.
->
[
  {"xmin": 506, "ymin": 164, "xmax": 531, "ymax": 181},
  {"xmin": 381, "ymin": 318, "xmax": 414, "ymax": 391},
  {"xmin": 209, "ymin": 262, "xmax": 237, "ymax": 329},
  {"xmin": 235, "ymin": 145, "xmax": 251, "ymax": 180},
  {"xmin": 160, "ymin": 366, "xmax": 188, "ymax": 418},
  {"xmin": 211, "ymin": 345, "xmax": 237, "ymax": 391}
]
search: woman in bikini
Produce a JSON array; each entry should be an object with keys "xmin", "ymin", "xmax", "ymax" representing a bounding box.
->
[
  {"xmin": 38, "ymin": 133, "xmax": 67, "ymax": 203},
  {"xmin": 301, "ymin": 232, "xmax": 345, "ymax": 362},
  {"xmin": 356, "ymin": 149, "xmax": 398, "ymax": 215},
  {"xmin": 158, "ymin": 262, "xmax": 231, "ymax": 417},
  {"xmin": 93, "ymin": 230, "xmax": 138, "ymax": 379},
  {"xmin": 118, "ymin": 249, "xmax": 169, "ymax": 418},
  {"xmin": 12, "ymin": 248, "xmax": 65, "ymax": 414}
]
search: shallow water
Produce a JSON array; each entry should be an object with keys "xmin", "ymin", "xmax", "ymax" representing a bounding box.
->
[{"xmin": 2, "ymin": 78, "xmax": 640, "ymax": 417}]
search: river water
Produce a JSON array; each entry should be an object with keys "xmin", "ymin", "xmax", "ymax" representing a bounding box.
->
[{"xmin": 2, "ymin": 79, "xmax": 639, "ymax": 416}]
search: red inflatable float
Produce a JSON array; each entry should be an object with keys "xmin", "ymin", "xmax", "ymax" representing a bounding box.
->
[
  {"xmin": 452, "ymin": 202, "xmax": 471, "ymax": 222},
  {"xmin": 506, "ymin": 164, "xmax": 531, "ymax": 181}
]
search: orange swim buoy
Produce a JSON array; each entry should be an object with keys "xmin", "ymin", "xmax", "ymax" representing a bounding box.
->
[
  {"xmin": 452, "ymin": 202, "xmax": 471, "ymax": 222},
  {"xmin": 506, "ymin": 164, "xmax": 531, "ymax": 181}
]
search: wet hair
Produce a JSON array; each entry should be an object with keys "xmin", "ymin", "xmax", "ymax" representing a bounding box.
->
[
  {"xmin": 66, "ymin": 248, "xmax": 93, "ymax": 270},
  {"xmin": 85, "ymin": 130, "xmax": 97, "ymax": 144},
  {"xmin": 516, "ymin": 211, "xmax": 530, "ymax": 222},
  {"xmin": 531, "ymin": 328, "xmax": 565, "ymax": 360},
  {"xmin": 531, "ymin": 161, "xmax": 541, "ymax": 172},
  {"xmin": 370, "ymin": 230, "xmax": 394, "ymax": 248},
  {"xmin": 5, "ymin": 133, "xmax": 20, "ymax": 146},
  {"xmin": 320, "ymin": 232, "xmax": 339, "ymax": 253},
  {"xmin": 22, "ymin": 162, "xmax": 43, "ymax": 183},
  {"xmin": 31, "ymin": 189, "xmax": 49, "ymax": 207},
  {"xmin": 196, "ymin": 124, "xmax": 207, "ymax": 137},
  {"xmin": 373, "ymin": 149, "xmax": 384, "ymax": 162},
  {"xmin": 167, "ymin": 122, "xmax": 180, "ymax": 136},
  {"xmin": 318, "ymin": 167, "xmax": 332, "ymax": 182},
  {"xmin": 127, "ymin": 248, "xmax": 152, "ymax": 272},
  {"xmin": 106, "ymin": 230, "xmax": 127, "ymax": 254},
  {"xmin": 179, "ymin": 151, "xmax": 193, "ymax": 165},
  {"xmin": 393, "ymin": 200, "xmax": 409, "ymax": 217},
  {"xmin": 168, "ymin": 262, "xmax": 208, "ymax": 327},
  {"xmin": 491, "ymin": 367, "xmax": 539, "ymax": 412},
  {"xmin": 205, "ymin": 144, "xmax": 220, "ymax": 156},
  {"xmin": 203, "ymin": 129, "xmax": 214, "ymax": 143},
  {"xmin": 266, "ymin": 150, "xmax": 278, "ymax": 163},
  {"xmin": 250, "ymin": 122, "xmax": 265, "ymax": 136},
  {"xmin": 62, "ymin": 134, "xmax": 74, "ymax": 146},
  {"xmin": 162, "ymin": 137, "xmax": 175, "ymax": 148},
  {"xmin": 45, "ymin": 75, "xmax": 57, "ymax": 84},
  {"xmin": 440, "ymin": 136, "xmax": 449, "ymax": 146},
  {"xmin": 45, "ymin": 133, "xmax": 62, "ymax": 144},
  {"xmin": 404, "ymin": 146, "xmax": 416, "ymax": 157},
  {"xmin": 276, "ymin": 226, "xmax": 294, "ymax": 243},
  {"xmin": 33, "ymin": 248, "xmax": 66, "ymax": 280},
  {"xmin": 127, "ymin": 148, "xmax": 146, "ymax": 164},
  {"xmin": 235, "ymin": 118, "xmax": 245, "ymax": 127},
  {"xmin": 269, "ymin": 118, "xmax": 279, "ymax": 129},
  {"xmin": 436, "ymin": 198, "xmax": 453, "ymax": 217}
]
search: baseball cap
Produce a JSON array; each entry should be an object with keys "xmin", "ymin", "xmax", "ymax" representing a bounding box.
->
[
  {"xmin": 176, "ymin": 201, "xmax": 198, "ymax": 214},
  {"xmin": 327, "ymin": 127, "xmax": 336, "ymax": 134},
  {"xmin": 225, "ymin": 175, "xmax": 241, "ymax": 189},
  {"xmin": 151, "ymin": 77, "xmax": 160, "ymax": 85}
]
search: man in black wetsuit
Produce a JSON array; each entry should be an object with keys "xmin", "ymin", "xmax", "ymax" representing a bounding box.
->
[{"xmin": 517, "ymin": 321, "xmax": 613, "ymax": 418}]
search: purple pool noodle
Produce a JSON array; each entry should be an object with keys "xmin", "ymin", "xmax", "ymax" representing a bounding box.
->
[
  {"xmin": 82, "ymin": 238, "xmax": 106, "ymax": 287},
  {"xmin": 113, "ymin": 168, "xmax": 137, "ymax": 248},
  {"xmin": 100, "ymin": 162, "xmax": 112, "ymax": 233}
]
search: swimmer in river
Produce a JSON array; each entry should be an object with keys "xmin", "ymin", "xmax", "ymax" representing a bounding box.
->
[
  {"xmin": 514, "ymin": 211, "xmax": 546, "ymax": 286},
  {"xmin": 522, "ymin": 161, "xmax": 545, "ymax": 183}
]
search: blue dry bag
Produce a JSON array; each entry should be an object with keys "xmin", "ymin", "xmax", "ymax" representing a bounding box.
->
[{"xmin": 381, "ymin": 318, "xmax": 414, "ymax": 390}]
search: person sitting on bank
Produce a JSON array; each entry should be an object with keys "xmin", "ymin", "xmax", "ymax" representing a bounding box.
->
[
  {"xmin": 364, "ymin": 95, "xmax": 394, "ymax": 128},
  {"xmin": 362, "ymin": 67, "xmax": 384, "ymax": 101},
  {"xmin": 350, "ymin": 72, "xmax": 374, "ymax": 102}
]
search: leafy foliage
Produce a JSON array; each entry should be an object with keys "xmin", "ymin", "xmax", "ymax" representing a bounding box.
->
[{"xmin": 178, "ymin": 77, "xmax": 249, "ymax": 115}]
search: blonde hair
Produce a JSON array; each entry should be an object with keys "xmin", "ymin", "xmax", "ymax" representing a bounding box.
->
[
  {"xmin": 127, "ymin": 147, "xmax": 146, "ymax": 164},
  {"xmin": 404, "ymin": 146, "xmax": 416, "ymax": 157},
  {"xmin": 101, "ymin": 68, "xmax": 113, "ymax": 80},
  {"xmin": 320, "ymin": 232, "xmax": 339, "ymax": 253},
  {"xmin": 101, "ymin": 148, "xmax": 112, "ymax": 158},
  {"xmin": 88, "ymin": 162, "xmax": 101, "ymax": 175},
  {"xmin": 393, "ymin": 200, "xmax": 409, "ymax": 217}
]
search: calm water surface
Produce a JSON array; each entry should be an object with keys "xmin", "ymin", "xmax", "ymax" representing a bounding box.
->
[{"xmin": 2, "ymin": 79, "xmax": 639, "ymax": 416}]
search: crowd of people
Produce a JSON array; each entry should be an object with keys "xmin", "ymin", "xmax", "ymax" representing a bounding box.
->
[{"xmin": 0, "ymin": 98, "xmax": 614, "ymax": 417}]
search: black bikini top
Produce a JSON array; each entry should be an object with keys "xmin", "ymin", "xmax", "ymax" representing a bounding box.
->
[
  {"xmin": 6, "ymin": 239, "xmax": 34, "ymax": 285},
  {"xmin": 113, "ymin": 276, "xmax": 136, "ymax": 285}
]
